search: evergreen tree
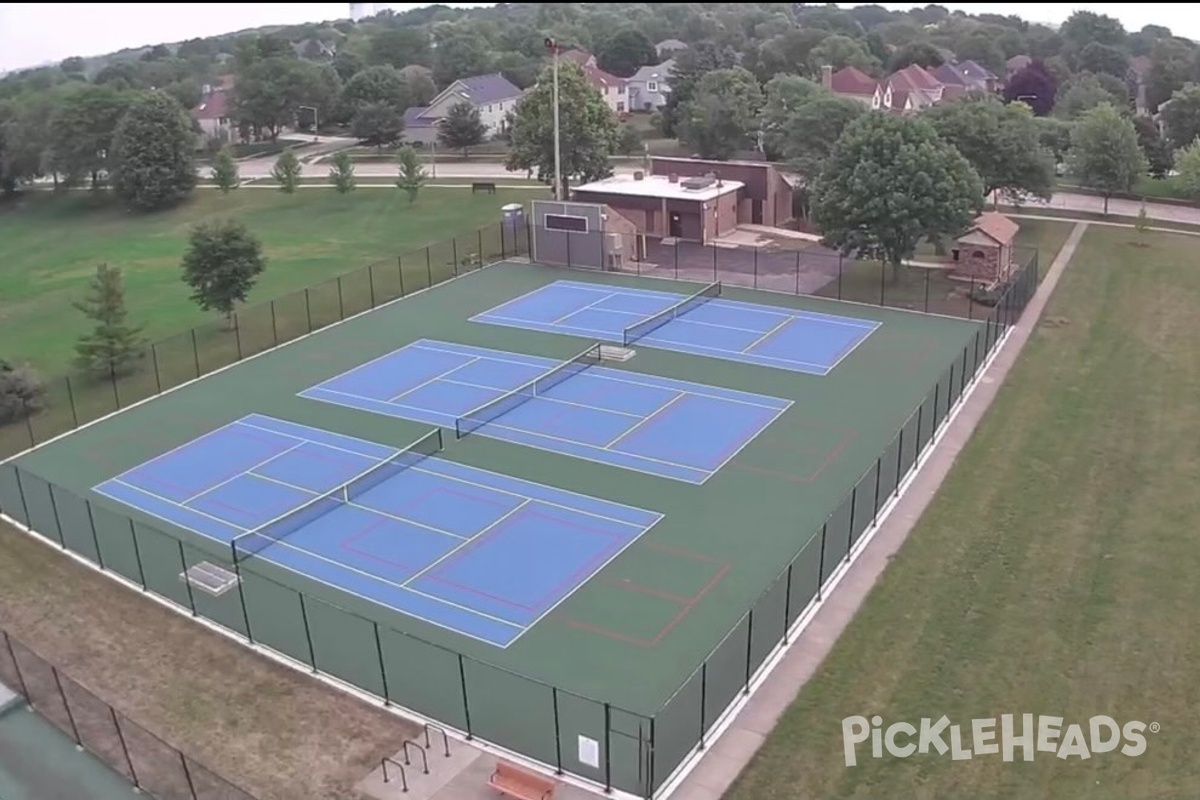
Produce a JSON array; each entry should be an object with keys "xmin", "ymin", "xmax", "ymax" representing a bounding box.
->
[
  {"xmin": 395, "ymin": 145, "xmax": 427, "ymax": 204},
  {"xmin": 330, "ymin": 150, "xmax": 356, "ymax": 194},
  {"xmin": 271, "ymin": 149, "xmax": 302, "ymax": 193},
  {"xmin": 213, "ymin": 146, "xmax": 239, "ymax": 193},
  {"xmin": 73, "ymin": 264, "xmax": 145, "ymax": 376}
]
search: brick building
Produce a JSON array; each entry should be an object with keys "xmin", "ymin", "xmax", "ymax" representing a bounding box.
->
[{"xmin": 951, "ymin": 213, "xmax": 1021, "ymax": 286}]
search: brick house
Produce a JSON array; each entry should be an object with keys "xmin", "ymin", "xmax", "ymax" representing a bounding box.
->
[
  {"xmin": 951, "ymin": 213, "xmax": 1021, "ymax": 285},
  {"xmin": 650, "ymin": 157, "xmax": 795, "ymax": 229},
  {"xmin": 191, "ymin": 75, "xmax": 236, "ymax": 143}
]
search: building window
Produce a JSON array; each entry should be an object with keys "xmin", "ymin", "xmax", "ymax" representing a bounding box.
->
[
  {"xmin": 647, "ymin": 81, "xmax": 658, "ymax": 93},
  {"xmin": 487, "ymin": 104, "xmax": 493, "ymax": 112},
  {"xmin": 544, "ymin": 213, "xmax": 589, "ymax": 233},
  {"xmin": 617, "ymin": 101, "xmax": 625, "ymax": 112}
]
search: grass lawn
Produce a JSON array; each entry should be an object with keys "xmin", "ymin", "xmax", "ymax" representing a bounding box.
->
[
  {"xmin": 727, "ymin": 224, "xmax": 1200, "ymax": 799},
  {"xmin": 0, "ymin": 187, "xmax": 535, "ymax": 374}
]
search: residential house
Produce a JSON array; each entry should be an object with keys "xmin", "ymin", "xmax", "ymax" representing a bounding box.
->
[
  {"xmin": 824, "ymin": 62, "xmax": 999, "ymax": 115},
  {"xmin": 932, "ymin": 60, "xmax": 999, "ymax": 97},
  {"xmin": 191, "ymin": 75, "xmax": 236, "ymax": 143},
  {"xmin": 820, "ymin": 65, "xmax": 879, "ymax": 106},
  {"xmin": 627, "ymin": 59, "xmax": 674, "ymax": 111},
  {"xmin": 656, "ymin": 39, "xmax": 688, "ymax": 59},
  {"xmin": 294, "ymin": 38, "xmax": 337, "ymax": 60},
  {"xmin": 581, "ymin": 63, "xmax": 628, "ymax": 114},
  {"xmin": 1005, "ymin": 54, "xmax": 1032, "ymax": 80},
  {"xmin": 885, "ymin": 64, "xmax": 945, "ymax": 110},
  {"xmin": 400, "ymin": 73, "xmax": 523, "ymax": 145}
]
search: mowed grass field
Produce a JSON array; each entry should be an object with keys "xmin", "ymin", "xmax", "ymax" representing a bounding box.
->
[
  {"xmin": 728, "ymin": 224, "xmax": 1200, "ymax": 799},
  {"xmin": 0, "ymin": 186, "xmax": 545, "ymax": 373}
]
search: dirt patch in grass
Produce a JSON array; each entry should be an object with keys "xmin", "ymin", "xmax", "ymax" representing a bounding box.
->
[{"xmin": 0, "ymin": 520, "xmax": 416, "ymax": 800}]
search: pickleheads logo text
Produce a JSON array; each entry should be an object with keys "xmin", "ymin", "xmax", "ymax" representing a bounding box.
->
[{"xmin": 842, "ymin": 715, "xmax": 1158, "ymax": 766}]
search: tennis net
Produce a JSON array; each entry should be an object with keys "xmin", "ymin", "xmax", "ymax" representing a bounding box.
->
[
  {"xmin": 622, "ymin": 281, "xmax": 721, "ymax": 347},
  {"xmin": 231, "ymin": 428, "xmax": 444, "ymax": 561},
  {"xmin": 455, "ymin": 343, "xmax": 603, "ymax": 439}
]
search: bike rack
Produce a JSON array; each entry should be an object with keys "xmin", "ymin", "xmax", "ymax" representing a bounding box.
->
[
  {"xmin": 402, "ymin": 739, "xmax": 429, "ymax": 775},
  {"xmin": 424, "ymin": 722, "xmax": 451, "ymax": 757},
  {"xmin": 381, "ymin": 756, "xmax": 408, "ymax": 792}
]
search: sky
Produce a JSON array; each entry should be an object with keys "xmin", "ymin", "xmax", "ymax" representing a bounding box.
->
[{"xmin": 0, "ymin": 2, "xmax": 1192, "ymax": 74}]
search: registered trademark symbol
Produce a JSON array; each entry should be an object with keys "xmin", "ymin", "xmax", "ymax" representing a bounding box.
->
[{"xmin": 1149, "ymin": 722, "xmax": 1160, "ymax": 734}]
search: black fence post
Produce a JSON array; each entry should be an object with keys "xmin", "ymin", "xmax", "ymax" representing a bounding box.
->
[
  {"xmin": 916, "ymin": 404, "xmax": 925, "ymax": 457},
  {"xmin": 872, "ymin": 459, "xmax": 882, "ymax": 521},
  {"xmin": 782, "ymin": 563, "xmax": 793, "ymax": 642},
  {"xmin": 2, "ymin": 631, "xmax": 30, "ymax": 698},
  {"xmin": 478, "ymin": 229, "xmax": 484, "ymax": 265},
  {"xmin": 500, "ymin": 223, "xmax": 507, "ymax": 259},
  {"xmin": 837, "ymin": 255, "xmax": 844, "ymax": 299},
  {"xmin": 552, "ymin": 688, "xmax": 564, "ymax": 774},
  {"xmin": 458, "ymin": 654, "xmax": 473, "ymax": 740},
  {"xmin": 878, "ymin": 261, "xmax": 885, "ymax": 306},
  {"xmin": 816, "ymin": 523, "xmax": 828, "ymax": 599},
  {"xmin": 452, "ymin": 238, "xmax": 459, "ymax": 276},
  {"xmin": 47, "ymin": 485, "xmax": 65, "ymax": 548},
  {"xmin": 190, "ymin": 328, "xmax": 201, "ymax": 378},
  {"xmin": 177, "ymin": 541, "xmax": 197, "ymax": 615},
  {"xmin": 179, "ymin": 752, "xmax": 199, "ymax": 800},
  {"xmin": 373, "ymin": 622, "xmax": 390, "ymax": 704},
  {"xmin": 368, "ymin": 266, "xmax": 377, "ymax": 308},
  {"xmin": 111, "ymin": 709, "xmax": 140, "ymax": 790},
  {"xmin": 337, "ymin": 276, "xmax": 345, "ymax": 320},
  {"xmin": 795, "ymin": 251, "xmax": 801, "ymax": 295},
  {"xmin": 299, "ymin": 594, "xmax": 317, "ymax": 671},
  {"xmin": 64, "ymin": 376, "xmax": 79, "ymax": 428},
  {"xmin": 895, "ymin": 428, "xmax": 905, "ymax": 496},
  {"xmin": 845, "ymin": 487, "xmax": 857, "ymax": 560},
  {"xmin": 398, "ymin": 256, "xmax": 406, "ymax": 296},
  {"xmin": 425, "ymin": 247, "xmax": 433, "ymax": 287},
  {"xmin": 673, "ymin": 241, "xmax": 679, "ymax": 279},
  {"xmin": 124, "ymin": 519, "xmax": 147, "ymax": 590},
  {"xmin": 647, "ymin": 717, "xmax": 657, "ymax": 799},
  {"xmin": 743, "ymin": 610, "xmax": 754, "ymax": 695},
  {"xmin": 753, "ymin": 245, "xmax": 759, "ymax": 288},
  {"xmin": 698, "ymin": 662, "xmax": 707, "ymax": 750},
  {"xmin": 711, "ymin": 243, "xmax": 717, "ymax": 283},
  {"xmin": 22, "ymin": 398, "xmax": 35, "ymax": 447},
  {"xmin": 84, "ymin": 500, "xmax": 104, "ymax": 569},
  {"xmin": 270, "ymin": 301, "xmax": 279, "ymax": 346},
  {"xmin": 968, "ymin": 277, "xmax": 975, "ymax": 320},
  {"xmin": 304, "ymin": 289, "xmax": 313, "ymax": 332},
  {"xmin": 51, "ymin": 667, "xmax": 82, "ymax": 745},
  {"xmin": 234, "ymin": 314, "xmax": 243, "ymax": 360},
  {"xmin": 949, "ymin": 363, "xmax": 957, "ymax": 411},
  {"xmin": 923, "ymin": 268, "xmax": 931, "ymax": 313},
  {"xmin": 933, "ymin": 383, "xmax": 941, "ymax": 432},
  {"xmin": 109, "ymin": 363, "xmax": 120, "ymax": 410},
  {"xmin": 604, "ymin": 702, "xmax": 613, "ymax": 793},
  {"xmin": 151, "ymin": 344, "xmax": 162, "ymax": 394},
  {"xmin": 13, "ymin": 469, "xmax": 31, "ymax": 530}
]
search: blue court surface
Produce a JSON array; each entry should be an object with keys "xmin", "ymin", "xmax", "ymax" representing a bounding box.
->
[
  {"xmin": 469, "ymin": 279, "xmax": 882, "ymax": 375},
  {"xmin": 298, "ymin": 340, "xmax": 792, "ymax": 484},
  {"xmin": 91, "ymin": 414, "xmax": 662, "ymax": 647}
]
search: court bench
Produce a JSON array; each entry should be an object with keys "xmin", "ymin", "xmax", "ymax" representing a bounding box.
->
[
  {"xmin": 486, "ymin": 760, "xmax": 556, "ymax": 799},
  {"xmin": 472, "ymin": 182, "xmax": 497, "ymax": 194}
]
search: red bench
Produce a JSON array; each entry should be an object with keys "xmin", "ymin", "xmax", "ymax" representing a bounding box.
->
[{"xmin": 486, "ymin": 760, "xmax": 556, "ymax": 800}]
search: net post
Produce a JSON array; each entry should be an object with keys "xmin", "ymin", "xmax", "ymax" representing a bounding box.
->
[{"xmin": 647, "ymin": 715, "xmax": 657, "ymax": 797}]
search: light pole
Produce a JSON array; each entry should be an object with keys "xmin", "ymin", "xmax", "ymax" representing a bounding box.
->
[
  {"xmin": 544, "ymin": 37, "xmax": 563, "ymax": 200},
  {"xmin": 298, "ymin": 105, "xmax": 319, "ymax": 142}
]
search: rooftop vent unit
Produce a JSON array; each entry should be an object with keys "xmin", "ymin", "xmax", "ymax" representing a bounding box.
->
[{"xmin": 681, "ymin": 176, "xmax": 716, "ymax": 190}]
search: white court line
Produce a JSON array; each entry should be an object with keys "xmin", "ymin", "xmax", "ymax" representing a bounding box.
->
[
  {"xmin": 413, "ymin": 341, "xmax": 787, "ymax": 411},
  {"xmin": 389, "ymin": 356, "xmax": 482, "ymax": 403},
  {"xmin": 401, "ymin": 498, "xmax": 531, "ymax": 589},
  {"xmin": 109, "ymin": 478, "xmax": 251, "ymax": 534},
  {"xmin": 740, "ymin": 317, "xmax": 795, "ymax": 355},
  {"xmin": 602, "ymin": 391, "xmax": 687, "ymax": 450},
  {"xmin": 551, "ymin": 291, "xmax": 618, "ymax": 324},
  {"xmin": 235, "ymin": 418, "xmax": 398, "ymax": 463},
  {"xmin": 181, "ymin": 441, "xmax": 308, "ymax": 504},
  {"xmin": 439, "ymin": 378, "xmax": 644, "ymax": 419},
  {"xmin": 247, "ymin": 469, "xmax": 468, "ymax": 541},
  {"xmin": 100, "ymin": 414, "xmax": 269, "ymax": 488}
]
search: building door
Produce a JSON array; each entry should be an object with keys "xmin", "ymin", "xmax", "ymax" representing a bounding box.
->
[
  {"xmin": 669, "ymin": 212, "xmax": 683, "ymax": 238},
  {"xmin": 752, "ymin": 201, "xmax": 763, "ymax": 225}
]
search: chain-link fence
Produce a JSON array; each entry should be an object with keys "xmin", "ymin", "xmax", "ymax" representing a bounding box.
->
[
  {"xmin": 0, "ymin": 627, "xmax": 258, "ymax": 800},
  {"xmin": 0, "ymin": 221, "xmax": 1040, "ymax": 797},
  {"xmin": 0, "ymin": 220, "xmax": 530, "ymax": 461}
]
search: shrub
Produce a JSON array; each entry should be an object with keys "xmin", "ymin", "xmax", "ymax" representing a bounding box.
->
[{"xmin": 0, "ymin": 361, "xmax": 47, "ymax": 422}]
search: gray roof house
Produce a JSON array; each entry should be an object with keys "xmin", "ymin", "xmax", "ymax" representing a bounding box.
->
[
  {"xmin": 656, "ymin": 39, "xmax": 688, "ymax": 58},
  {"xmin": 627, "ymin": 59, "xmax": 675, "ymax": 111},
  {"xmin": 401, "ymin": 73, "xmax": 523, "ymax": 145}
]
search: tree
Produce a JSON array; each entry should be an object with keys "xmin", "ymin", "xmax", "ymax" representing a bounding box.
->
[
  {"xmin": 1174, "ymin": 140, "xmax": 1200, "ymax": 201},
  {"xmin": 212, "ymin": 147, "xmax": 239, "ymax": 193},
  {"xmin": 330, "ymin": 150, "xmax": 356, "ymax": 194},
  {"xmin": 924, "ymin": 97, "xmax": 1055, "ymax": 203},
  {"xmin": 399, "ymin": 65, "xmax": 437, "ymax": 105},
  {"xmin": 1060, "ymin": 10, "xmax": 1126, "ymax": 49},
  {"xmin": 808, "ymin": 35, "xmax": 879, "ymax": 74},
  {"xmin": 596, "ymin": 29, "xmax": 658, "ymax": 78},
  {"xmin": 1133, "ymin": 116, "xmax": 1173, "ymax": 178},
  {"xmin": 233, "ymin": 57, "xmax": 327, "ymax": 141},
  {"xmin": 0, "ymin": 360, "xmax": 46, "ymax": 422},
  {"xmin": 616, "ymin": 125, "xmax": 642, "ymax": 156},
  {"xmin": 271, "ymin": 149, "xmax": 302, "ymax": 193},
  {"xmin": 662, "ymin": 42, "xmax": 740, "ymax": 138},
  {"xmin": 351, "ymin": 102, "xmax": 404, "ymax": 152},
  {"xmin": 395, "ymin": 145, "xmax": 427, "ymax": 204},
  {"xmin": 438, "ymin": 102, "xmax": 487, "ymax": 156},
  {"xmin": 1145, "ymin": 38, "xmax": 1196, "ymax": 111},
  {"xmin": 762, "ymin": 78, "xmax": 864, "ymax": 179},
  {"xmin": 60, "ymin": 56, "xmax": 86, "ymax": 77},
  {"xmin": 1159, "ymin": 83, "xmax": 1200, "ymax": 149},
  {"xmin": 813, "ymin": 113, "xmax": 984, "ymax": 278},
  {"xmin": 341, "ymin": 65, "xmax": 410, "ymax": 114},
  {"xmin": 748, "ymin": 29, "xmax": 828, "ymax": 83},
  {"xmin": 1003, "ymin": 60, "xmax": 1057, "ymax": 116},
  {"xmin": 1055, "ymin": 72, "xmax": 1131, "ymax": 119},
  {"xmin": 887, "ymin": 42, "xmax": 945, "ymax": 72},
  {"xmin": 180, "ymin": 220, "xmax": 267, "ymax": 325},
  {"xmin": 49, "ymin": 83, "xmax": 132, "ymax": 188},
  {"xmin": 367, "ymin": 28, "xmax": 430, "ymax": 69},
  {"xmin": 1066, "ymin": 103, "xmax": 1148, "ymax": 214},
  {"xmin": 951, "ymin": 32, "xmax": 1006, "ymax": 76},
  {"xmin": 432, "ymin": 30, "xmax": 493, "ymax": 87},
  {"xmin": 1077, "ymin": 42, "xmax": 1129, "ymax": 78},
  {"xmin": 73, "ymin": 264, "xmax": 144, "ymax": 376},
  {"xmin": 1035, "ymin": 117, "xmax": 1074, "ymax": 165},
  {"xmin": 678, "ymin": 67, "xmax": 764, "ymax": 160},
  {"xmin": 1135, "ymin": 203, "xmax": 1150, "ymax": 236},
  {"xmin": 332, "ymin": 50, "xmax": 365, "ymax": 82},
  {"xmin": 506, "ymin": 62, "xmax": 618, "ymax": 196},
  {"xmin": 110, "ymin": 91, "xmax": 197, "ymax": 212}
]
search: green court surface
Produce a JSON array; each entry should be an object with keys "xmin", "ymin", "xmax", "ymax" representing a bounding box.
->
[
  {"xmin": 0, "ymin": 261, "xmax": 1000, "ymax": 795},
  {"xmin": 0, "ymin": 705, "xmax": 139, "ymax": 800}
]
